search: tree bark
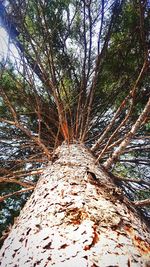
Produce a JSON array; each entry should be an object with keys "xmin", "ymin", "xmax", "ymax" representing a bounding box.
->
[{"xmin": 0, "ymin": 143, "xmax": 150, "ymax": 267}]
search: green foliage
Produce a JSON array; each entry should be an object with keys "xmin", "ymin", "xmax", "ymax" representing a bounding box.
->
[
  {"xmin": 0, "ymin": 189, "xmax": 31, "ymax": 248},
  {"xmin": 135, "ymin": 189, "xmax": 150, "ymax": 201},
  {"xmin": 95, "ymin": 1, "xmax": 150, "ymax": 109}
]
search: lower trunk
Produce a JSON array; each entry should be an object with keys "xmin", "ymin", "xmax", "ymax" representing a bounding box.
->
[{"xmin": 0, "ymin": 143, "xmax": 150, "ymax": 266}]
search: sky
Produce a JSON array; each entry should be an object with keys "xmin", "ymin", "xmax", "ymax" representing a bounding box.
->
[
  {"xmin": 0, "ymin": 27, "xmax": 18, "ymax": 61},
  {"xmin": 0, "ymin": 27, "xmax": 8, "ymax": 59}
]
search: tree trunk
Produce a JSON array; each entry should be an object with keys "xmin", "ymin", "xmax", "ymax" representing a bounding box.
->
[{"xmin": 0, "ymin": 143, "xmax": 150, "ymax": 267}]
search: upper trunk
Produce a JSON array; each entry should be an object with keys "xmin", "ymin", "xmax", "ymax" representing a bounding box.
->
[{"xmin": 0, "ymin": 143, "xmax": 150, "ymax": 266}]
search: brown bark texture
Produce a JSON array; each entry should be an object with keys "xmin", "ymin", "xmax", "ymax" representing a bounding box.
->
[{"xmin": 0, "ymin": 143, "xmax": 150, "ymax": 267}]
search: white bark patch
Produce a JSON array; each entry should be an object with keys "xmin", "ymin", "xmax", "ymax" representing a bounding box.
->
[{"xmin": 0, "ymin": 143, "xmax": 150, "ymax": 266}]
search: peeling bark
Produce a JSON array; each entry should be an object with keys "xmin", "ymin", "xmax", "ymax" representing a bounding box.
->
[{"xmin": 0, "ymin": 143, "xmax": 150, "ymax": 267}]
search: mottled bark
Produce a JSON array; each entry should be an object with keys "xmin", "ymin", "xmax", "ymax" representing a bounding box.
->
[{"xmin": 0, "ymin": 143, "xmax": 150, "ymax": 267}]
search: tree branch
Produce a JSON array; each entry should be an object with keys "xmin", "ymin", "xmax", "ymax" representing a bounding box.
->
[
  {"xmin": 113, "ymin": 175, "xmax": 150, "ymax": 186},
  {"xmin": 0, "ymin": 177, "xmax": 35, "ymax": 188},
  {"xmin": 103, "ymin": 96, "xmax": 150, "ymax": 169},
  {"xmin": 133, "ymin": 199, "xmax": 150, "ymax": 207},
  {"xmin": 92, "ymin": 58, "xmax": 148, "ymax": 153},
  {"xmin": 0, "ymin": 187, "xmax": 35, "ymax": 202}
]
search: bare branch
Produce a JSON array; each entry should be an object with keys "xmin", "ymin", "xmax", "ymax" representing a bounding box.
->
[
  {"xmin": 80, "ymin": 1, "xmax": 122, "ymax": 141},
  {"xmin": 113, "ymin": 175, "xmax": 150, "ymax": 186},
  {"xmin": 103, "ymin": 97, "xmax": 150, "ymax": 169},
  {"xmin": 0, "ymin": 177, "xmax": 35, "ymax": 188},
  {"xmin": 92, "ymin": 58, "xmax": 148, "ymax": 153},
  {"xmin": 0, "ymin": 118, "xmax": 52, "ymax": 160},
  {"xmin": 133, "ymin": 199, "xmax": 150, "ymax": 207},
  {"xmin": 98, "ymin": 0, "xmax": 104, "ymax": 54},
  {"xmin": 4, "ymin": 169, "xmax": 43, "ymax": 179},
  {"xmin": 0, "ymin": 187, "xmax": 35, "ymax": 202}
]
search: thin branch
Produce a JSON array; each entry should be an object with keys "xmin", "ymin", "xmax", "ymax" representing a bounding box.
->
[
  {"xmin": 98, "ymin": 0, "xmax": 104, "ymax": 54},
  {"xmin": 0, "ymin": 118, "xmax": 52, "ymax": 160},
  {"xmin": 0, "ymin": 158, "xmax": 46, "ymax": 164},
  {"xmin": 75, "ymin": 1, "xmax": 88, "ymax": 139},
  {"xmin": 92, "ymin": 58, "xmax": 148, "ymax": 153},
  {"xmin": 87, "ymin": 1, "xmax": 92, "ymax": 80},
  {"xmin": 0, "ymin": 177, "xmax": 35, "ymax": 188},
  {"xmin": 139, "ymin": 0, "xmax": 148, "ymax": 56},
  {"xmin": 119, "ymin": 159, "xmax": 150, "ymax": 165},
  {"xmin": 0, "ymin": 187, "xmax": 35, "ymax": 202},
  {"xmin": 80, "ymin": 1, "xmax": 121, "ymax": 141},
  {"xmin": 0, "ymin": 87, "xmax": 18, "ymax": 121},
  {"xmin": 113, "ymin": 175, "xmax": 150, "ymax": 186},
  {"xmin": 133, "ymin": 198, "xmax": 150, "ymax": 207},
  {"xmin": 103, "ymin": 96, "xmax": 150, "ymax": 169},
  {"xmin": 4, "ymin": 169, "xmax": 43, "ymax": 179}
]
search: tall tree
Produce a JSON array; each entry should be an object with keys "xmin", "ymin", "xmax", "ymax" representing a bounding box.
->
[{"xmin": 0, "ymin": 0, "xmax": 150, "ymax": 265}]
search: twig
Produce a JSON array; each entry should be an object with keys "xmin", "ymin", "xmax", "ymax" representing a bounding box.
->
[
  {"xmin": 92, "ymin": 58, "xmax": 148, "ymax": 153},
  {"xmin": 4, "ymin": 169, "xmax": 43, "ymax": 179},
  {"xmin": 0, "ymin": 177, "xmax": 35, "ymax": 188},
  {"xmin": 103, "ymin": 97, "xmax": 150, "ymax": 169},
  {"xmin": 133, "ymin": 198, "xmax": 150, "ymax": 207},
  {"xmin": 0, "ymin": 187, "xmax": 35, "ymax": 202},
  {"xmin": 113, "ymin": 175, "xmax": 150, "ymax": 186}
]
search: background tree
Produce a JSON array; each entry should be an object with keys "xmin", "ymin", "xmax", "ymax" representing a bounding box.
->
[{"xmin": 0, "ymin": 0, "xmax": 150, "ymax": 265}]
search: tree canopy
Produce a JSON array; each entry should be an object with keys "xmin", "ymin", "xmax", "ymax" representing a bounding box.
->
[{"xmin": 0, "ymin": 0, "xmax": 150, "ymax": 245}]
